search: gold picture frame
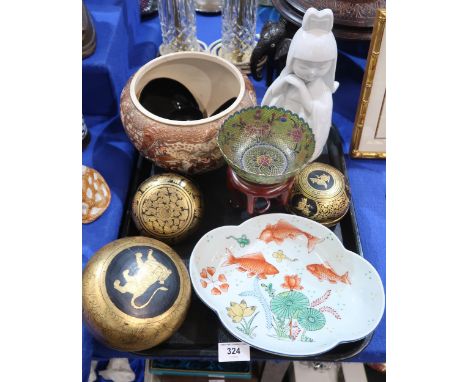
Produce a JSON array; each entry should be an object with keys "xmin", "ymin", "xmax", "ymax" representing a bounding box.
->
[{"xmin": 350, "ymin": 9, "xmax": 386, "ymax": 159}]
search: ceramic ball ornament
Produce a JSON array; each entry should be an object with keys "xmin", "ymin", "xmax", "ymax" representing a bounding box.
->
[
  {"xmin": 262, "ymin": 7, "xmax": 339, "ymax": 162},
  {"xmin": 82, "ymin": 165, "xmax": 111, "ymax": 223},
  {"xmin": 82, "ymin": 236, "xmax": 191, "ymax": 352}
]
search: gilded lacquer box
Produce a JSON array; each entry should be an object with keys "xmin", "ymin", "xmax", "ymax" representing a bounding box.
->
[
  {"xmin": 287, "ymin": 162, "xmax": 350, "ymax": 226},
  {"xmin": 131, "ymin": 174, "xmax": 203, "ymax": 244},
  {"xmin": 82, "ymin": 236, "xmax": 191, "ymax": 352}
]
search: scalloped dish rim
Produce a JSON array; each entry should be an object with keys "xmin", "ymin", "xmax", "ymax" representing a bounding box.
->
[{"xmin": 189, "ymin": 213, "xmax": 385, "ymax": 357}]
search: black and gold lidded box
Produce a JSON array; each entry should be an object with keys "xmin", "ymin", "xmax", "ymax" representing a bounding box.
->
[
  {"xmin": 82, "ymin": 236, "xmax": 191, "ymax": 352},
  {"xmin": 131, "ymin": 173, "xmax": 203, "ymax": 244},
  {"xmin": 288, "ymin": 162, "xmax": 350, "ymax": 227}
]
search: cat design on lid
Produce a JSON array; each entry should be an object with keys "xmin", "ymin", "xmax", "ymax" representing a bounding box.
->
[{"xmin": 113, "ymin": 249, "xmax": 172, "ymax": 309}]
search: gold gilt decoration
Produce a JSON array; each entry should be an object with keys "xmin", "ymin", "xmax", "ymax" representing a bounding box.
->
[
  {"xmin": 296, "ymin": 197, "xmax": 313, "ymax": 216},
  {"xmin": 287, "ymin": 162, "xmax": 350, "ymax": 227},
  {"xmin": 82, "ymin": 236, "xmax": 191, "ymax": 352},
  {"xmin": 350, "ymin": 9, "xmax": 386, "ymax": 159},
  {"xmin": 113, "ymin": 249, "xmax": 171, "ymax": 310},
  {"xmin": 132, "ymin": 173, "xmax": 203, "ymax": 244}
]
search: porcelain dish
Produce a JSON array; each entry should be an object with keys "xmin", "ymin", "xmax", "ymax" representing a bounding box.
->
[
  {"xmin": 189, "ymin": 213, "xmax": 385, "ymax": 356},
  {"xmin": 217, "ymin": 106, "xmax": 315, "ymax": 185}
]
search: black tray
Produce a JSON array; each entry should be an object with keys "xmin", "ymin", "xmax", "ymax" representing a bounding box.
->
[{"xmin": 119, "ymin": 125, "xmax": 371, "ymax": 361}]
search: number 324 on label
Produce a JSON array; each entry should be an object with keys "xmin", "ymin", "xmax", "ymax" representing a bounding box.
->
[{"xmin": 218, "ymin": 342, "xmax": 251, "ymax": 362}]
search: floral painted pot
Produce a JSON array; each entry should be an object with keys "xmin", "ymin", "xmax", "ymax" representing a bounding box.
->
[{"xmin": 120, "ymin": 52, "xmax": 257, "ymax": 174}]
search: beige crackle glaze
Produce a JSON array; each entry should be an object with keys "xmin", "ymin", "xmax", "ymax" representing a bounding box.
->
[{"xmin": 120, "ymin": 52, "xmax": 257, "ymax": 174}]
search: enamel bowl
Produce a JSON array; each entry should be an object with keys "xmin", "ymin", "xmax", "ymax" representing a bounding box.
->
[
  {"xmin": 189, "ymin": 213, "xmax": 384, "ymax": 357},
  {"xmin": 217, "ymin": 106, "xmax": 315, "ymax": 185}
]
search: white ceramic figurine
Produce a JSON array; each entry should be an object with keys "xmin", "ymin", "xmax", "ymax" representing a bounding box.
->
[{"xmin": 262, "ymin": 7, "xmax": 339, "ymax": 161}]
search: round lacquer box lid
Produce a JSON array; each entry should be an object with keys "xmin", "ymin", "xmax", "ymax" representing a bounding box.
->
[
  {"xmin": 131, "ymin": 173, "xmax": 203, "ymax": 244},
  {"xmin": 288, "ymin": 162, "xmax": 350, "ymax": 227},
  {"xmin": 82, "ymin": 236, "xmax": 191, "ymax": 352}
]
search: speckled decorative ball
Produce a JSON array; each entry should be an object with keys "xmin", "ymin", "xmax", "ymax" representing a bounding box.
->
[
  {"xmin": 287, "ymin": 162, "xmax": 350, "ymax": 227},
  {"xmin": 82, "ymin": 236, "xmax": 191, "ymax": 352},
  {"xmin": 131, "ymin": 173, "xmax": 203, "ymax": 243},
  {"xmin": 82, "ymin": 165, "xmax": 111, "ymax": 224}
]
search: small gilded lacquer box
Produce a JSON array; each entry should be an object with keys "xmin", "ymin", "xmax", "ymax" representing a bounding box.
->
[
  {"xmin": 288, "ymin": 162, "xmax": 350, "ymax": 227},
  {"xmin": 131, "ymin": 173, "xmax": 203, "ymax": 244}
]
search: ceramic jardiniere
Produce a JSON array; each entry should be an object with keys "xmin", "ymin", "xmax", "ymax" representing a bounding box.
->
[{"xmin": 120, "ymin": 52, "xmax": 257, "ymax": 174}]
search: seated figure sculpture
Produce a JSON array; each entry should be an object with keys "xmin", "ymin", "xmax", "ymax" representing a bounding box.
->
[{"xmin": 262, "ymin": 7, "xmax": 339, "ymax": 161}]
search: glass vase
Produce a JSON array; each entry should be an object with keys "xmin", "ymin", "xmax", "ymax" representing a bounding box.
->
[
  {"xmin": 221, "ymin": 0, "xmax": 258, "ymax": 65},
  {"xmin": 157, "ymin": 0, "xmax": 199, "ymax": 54}
]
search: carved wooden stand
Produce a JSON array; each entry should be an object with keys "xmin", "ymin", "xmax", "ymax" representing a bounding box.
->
[{"xmin": 226, "ymin": 167, "xmax": 294, "ymax": 215}]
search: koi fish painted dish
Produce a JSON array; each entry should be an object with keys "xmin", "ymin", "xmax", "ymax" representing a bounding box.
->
[{"xmin": 189, "ymin": 214, "xmax": 385, "ymax": 357}]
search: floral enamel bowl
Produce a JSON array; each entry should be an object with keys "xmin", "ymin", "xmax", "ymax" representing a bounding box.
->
[
  {"xmin": 189, "ymin": 213, "xmax": 385, "ymax": 357},
  {"xmin": 217, "ymin": 106, "xmax": 315, "ymax": 185}
]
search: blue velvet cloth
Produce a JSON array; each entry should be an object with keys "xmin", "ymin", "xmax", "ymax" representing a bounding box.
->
[{"xmin": 83, "ymin": 2, "xmax": 385, "ymax": 380}]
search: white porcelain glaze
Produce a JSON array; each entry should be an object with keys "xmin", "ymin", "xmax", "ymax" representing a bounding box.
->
[
  {"xmin": 190, "ymin": 213, "xmax": 384, "ymax": 357},
  {"xmin": 262, "ymin": 8, "xmax": 339, "ymax": 161}
]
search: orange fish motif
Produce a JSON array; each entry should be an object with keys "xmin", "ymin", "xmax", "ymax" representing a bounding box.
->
[
  {"xmin": 306, "ymin": 262, "xmax": 351, "ymax": 285},
  {"xmin": 222, "ymin": 248, "xmax": 279, "ymax": 279},
  {"xmin": 259, "ymin": 219, "xmax": 323, "ymax": 252}
]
